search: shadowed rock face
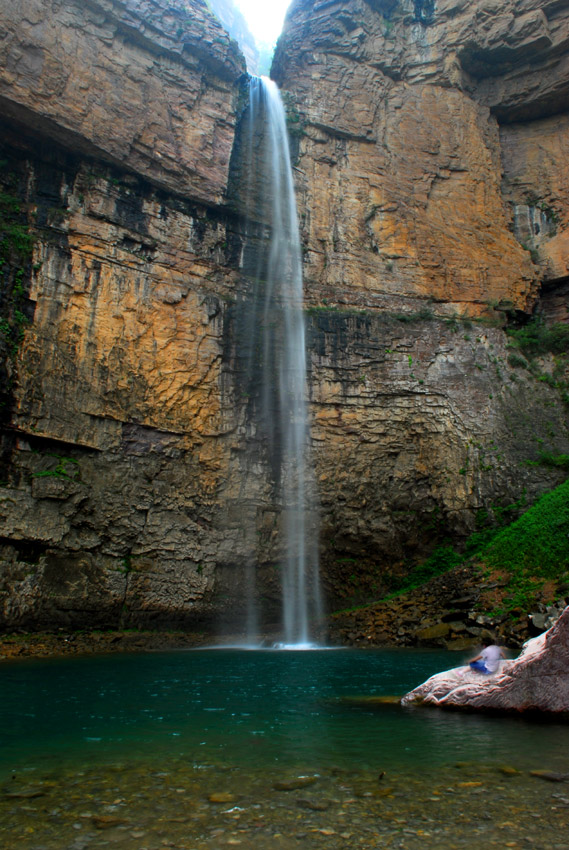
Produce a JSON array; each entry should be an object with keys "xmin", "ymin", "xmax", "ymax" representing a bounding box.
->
[
  {"xmin": 402, "ymin": 606, "xmax": 569, "ymax": 713},
  {"xmin": 0, "ymin": 0, "xmax": 568, "ymax": 632}
]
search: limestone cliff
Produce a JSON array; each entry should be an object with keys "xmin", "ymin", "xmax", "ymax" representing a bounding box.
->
[
  {"xmin": 271, "ymin": 0, "xmax": 569, "ymax": 610},
  {"xmin": 272, "ymin": 0, "xmax": 569, "ymax": 316},
  {"xmin": 0, "ymin": 0, "xmax": 252, "ymax": 629},
  {"xmin": 0, "ymin": 0, "xmax": 568, "ymax": 633}
]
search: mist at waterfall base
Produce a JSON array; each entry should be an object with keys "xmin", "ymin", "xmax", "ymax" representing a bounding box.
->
[{"xmin": 228, "ymin": 77, "xmax": 321, "ymax": 648}]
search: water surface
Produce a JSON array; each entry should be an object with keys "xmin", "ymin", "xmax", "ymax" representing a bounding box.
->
[
  {"xmin": 2, "ymin": 647, "xmax": 568, "ymax": 775},
  {"xmin": 1, "ymin": 648, "xmax": 568, "ymax": 849}
]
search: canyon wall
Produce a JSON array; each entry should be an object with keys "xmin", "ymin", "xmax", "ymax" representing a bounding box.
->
[
  {"xmin": 275, "ymin": 0, "xmax": 569, "ymax": 601},
  {"xmin": 0, "ymin": 0, "xmax": 568, "ymax": 631}
]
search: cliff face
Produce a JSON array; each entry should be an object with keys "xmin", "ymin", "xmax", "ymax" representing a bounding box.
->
[
  {"xmin": 0, "ymin": 0, "xmax": 253, "ymax": 629},
  {"xmin": 0, "ymin": 0, "xmax": 568, "ymax": 632},
  {"xmin": 208, "ymin": 0, "xmax": 260, "ymax": 73},
  {"xmin": 0, "ymin": 0, "xmax": 245, "ymax": 204},
  {"xmin": 272, "ymin": 0, "xmax": 569, "ymax": 608},
  {"xmin": 272, "ymin": 0, "xmax": 569, "ymax": 316}
]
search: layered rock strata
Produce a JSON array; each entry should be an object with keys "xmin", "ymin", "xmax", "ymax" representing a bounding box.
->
[
  {"xmin": 0, "ymin": 0, "xmax": 568, "ymax": 632},
  {"xmin": 0, "ymin": 0, "xmax": 245, "ymax": 204},
  {"xmin": 0, "ymin": 0, "xmax": 253, "ymax": 629},
  {"xmin": 273, "ymin": 0, "xmax": 569, "ymax": 315}
]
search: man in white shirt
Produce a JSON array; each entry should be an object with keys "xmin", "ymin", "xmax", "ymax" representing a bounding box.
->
[{"xmin": 469, "ymin": 638, "xmax": 505, "ymax": 675}]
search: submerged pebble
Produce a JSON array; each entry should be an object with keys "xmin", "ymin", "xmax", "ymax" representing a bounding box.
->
[{"xmin": 1, "ymin": 758, "xmax": 568, "ymax": 850}]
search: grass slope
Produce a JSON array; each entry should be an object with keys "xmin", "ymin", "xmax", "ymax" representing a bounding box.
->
[
  {"xmin": 480, "ymin": 478, "xmax": 569, "ymax": 611},
  {"xmin": 361, "ymin": 480, "xmax": 569, "ymax": 616}
]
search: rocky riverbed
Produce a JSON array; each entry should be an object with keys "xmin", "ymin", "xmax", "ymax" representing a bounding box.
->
[{"xmin": 2, "ymin": 757, "xmax": 568, "ymax": 850}]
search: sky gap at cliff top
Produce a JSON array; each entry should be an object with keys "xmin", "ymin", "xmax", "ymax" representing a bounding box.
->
[{"xmin": 233, "ymin": 0, "xmax": 292, "ymax": 43}]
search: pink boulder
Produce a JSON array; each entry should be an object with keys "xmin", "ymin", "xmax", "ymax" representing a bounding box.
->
[{"xmin": 402, "ymin": 606, "xmax": 569, "ymax": 714}]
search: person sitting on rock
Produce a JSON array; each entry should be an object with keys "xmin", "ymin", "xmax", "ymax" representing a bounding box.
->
[{"xmin": 469, "ymin": 637, "xmax": 505, "ymax": 675}]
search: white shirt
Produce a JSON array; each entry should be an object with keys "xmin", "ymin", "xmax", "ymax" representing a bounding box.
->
[{"xmin": 481, "ymin": 645, "xmax": 502, "ymax": 673}]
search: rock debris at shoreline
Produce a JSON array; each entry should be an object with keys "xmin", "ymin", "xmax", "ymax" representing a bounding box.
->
[
  {"xmin": 0, "ymin": 630, "xmax": 211, "ymax": 660},
  {"xmin": 1, "ymin": 758, "xmax": 568, "ymax": 850}
]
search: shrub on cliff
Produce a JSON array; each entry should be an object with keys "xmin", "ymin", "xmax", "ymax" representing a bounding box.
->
[{"xmin": 507, "ymin": 319, "xmax": 569, "ymax": 357}]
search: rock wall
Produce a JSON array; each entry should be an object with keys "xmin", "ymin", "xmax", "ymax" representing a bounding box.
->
[
  {"xmin": 0, "ymin": 0, "xmax": 569, "ymax": 632},
  {"xmin": 274, "ymin": 0, "xmax": 569, "ymax": 606},
  {"xmin": 0, "ymin": 0, "xmax": 244, "ymax": 204},
  {"xmin": 0, "ymin": 0, "xmax": 257, "ymax": 630},
  {"xmin": 308, "ymin": 308, "xmax": 569, "ymax": 607},
  {"xmin": 272, "ymin": 0, "xmax": 569, "ymax": 317}
]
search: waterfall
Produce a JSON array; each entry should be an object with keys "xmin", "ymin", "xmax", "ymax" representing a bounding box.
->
[{"xmin": 236, "ymin": 76, "xmax": 321, "ymax": 646}]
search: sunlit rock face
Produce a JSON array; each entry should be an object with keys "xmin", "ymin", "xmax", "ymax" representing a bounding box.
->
[
  {"xmin": 272, "ymin": 0, "xmax": 569, "ymax": 605},
  {"xmin": 0, "ymin": 0, "xmax": 257, "ymax": 630},
  {"xmin": 401, "ymin": 606, "xmax": 569, "ymax": 713},
  {"xmin": 501, "ymin": 115, "xmax": 569, "ymax": 286},
  {"xmin": 0, "ymin": 0, "xmax": 245, "ymax": 204},
  {"xmin": 273, "ymin": 0, "xmax": 569, "ymax": 316},
  {"xmin": 0, "ymin": 0, "xmax": 569, "ymax": 631}
]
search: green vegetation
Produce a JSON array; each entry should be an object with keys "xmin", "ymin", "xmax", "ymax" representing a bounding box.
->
[
  {"xmin": 482, "ymin": 479, "xmax": 569, "ymax": 611},
  {"xmin": 0, "ymin": 187, "xmax": 33, "ymax": 360},
  {"xmin": 399, "ymin": 545, "xmax": 464, "ymax": 589},
  {"xmin": 118, "ymin": 556, "xmax": 133, "ymax": 575},
  {"xmin": 281, "ymin": 93, "xmax": 305, "ymax": 143},
  {"xmin": 525, "ymin": 450, "xmax": 569, "ymax": 469},
  {"xmin": 504, "ymin": 318, "xmax": 569, "ymax": 404},
  {"xmin": 507, "ymin": 352, "xmax": 529, "ymax": 370},
  {"xmin": 0, "ymin": 191, "xmax": 33, "ymax": 261},
  {"xmin": 340, "ymin": 483, "xmax": 568, "ymax": 616},
  {"xmin": 408, "ymin": 483, "xmax": 569, "ymax": 612},
  {"xmin": 305, "ymin": 305, "xmax": 434, "ymax": 323},
  {"xmin": 507, "ymin": 318, "xmax": 569, "ymax": 358},
  {"xmin": 32, "ymin": 455, "xmax": 80, "ymax": 481}
]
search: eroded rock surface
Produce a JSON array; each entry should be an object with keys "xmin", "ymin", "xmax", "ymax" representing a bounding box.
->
[
  {"xmin": 0, "ymin": 0, "xmax": 569, "ymax": 631},
  {"xmin": 0, "ymin": 0, "xmax": 246, "ymax": 204},
  {"xmin": 273, "ymin": 0, "xmax": 569, "ymax": 314},
  {"xmin": 402, "ymin": 606, "xmax": 569, "ymax": 713}
]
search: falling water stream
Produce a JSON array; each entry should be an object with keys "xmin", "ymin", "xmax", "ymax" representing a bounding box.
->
[{"xmin": 237, "ymin": 76, "xmax": 321, "ymax": 646}]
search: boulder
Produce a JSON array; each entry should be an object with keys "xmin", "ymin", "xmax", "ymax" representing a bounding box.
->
[
  {"xmin": 414, "ymin": 622, "xmax": 450, "ymax": 641},
  {"xmin": 401, "ymin": 606, "xmax": 569, "ymax": 714}
]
